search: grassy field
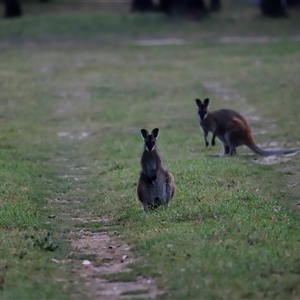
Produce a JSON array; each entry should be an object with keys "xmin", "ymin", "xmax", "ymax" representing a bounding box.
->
[{"xmin": 0, "ymin": 2, "xmax": 300, "ymax": 299}]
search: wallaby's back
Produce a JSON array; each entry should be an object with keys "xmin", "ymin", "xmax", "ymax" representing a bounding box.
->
[{"xmin": 210, "ymin": 109, "xmax": 249, "ymax": 133}]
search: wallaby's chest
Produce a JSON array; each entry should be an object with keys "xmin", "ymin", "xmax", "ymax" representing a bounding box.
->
[
  {"xmin": 142, "ymin": 172, "xmax": 167, "ymax": 197},
  {"xmin": 141, "ymin": 151, "xmax": 162, "ymax": 180},
  {"xmin": 142, "ymin": 153, "xmax": 158, "ymax": 169},
  {"xmin": 200, "ymin": 119, "xmax": 217, "ymax": 133}
]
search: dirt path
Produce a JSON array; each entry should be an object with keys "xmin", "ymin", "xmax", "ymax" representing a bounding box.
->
[
  {"xmin": 55, "ymin": 133, "xmax": 164, "ymax": 300},
  {"xmin": 132, "ymin": 35, "xmax": 300, "ymax": 46},
  {"xmin": 70, "ymin": 229, "xmax": 164, "ymax": 299}
]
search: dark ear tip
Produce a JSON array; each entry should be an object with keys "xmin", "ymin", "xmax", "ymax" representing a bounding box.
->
[
  {"xmin": 151, "ymin": 128, "xmax": 159, "ymax": 138},
  {"xmin": 140, "ymin": 129, "xmax": 148, "ymax": 137}
]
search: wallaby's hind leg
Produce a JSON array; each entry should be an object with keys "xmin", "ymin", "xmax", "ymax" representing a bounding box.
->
[
  {"xmin": 165, "ymin": 173, "xmax": 175, "ymax": 205},
  {"xmin": 137, "ymin": 182, "xmax": 150, "ymax": 213},
  {"xmin": 211, "ymin": 144, "xmax": 229, "ymax": 157},
  {"xmin": 224, "ymin": 131, "xmax": 239, "ymax": 156},
  {"xmin": 165, "ymin": 187, "xmax": 172, "ymax": 205},
  {"xmin": 153, "ymin": 197, "xmax": 162, "ymax": 208},
  {"xmin": 211, "ymin": 132, "xmax": 216, "ymax": 146},
  {"xmin": 143, "ymin": 202, "xmax": 149, "ymax": 213},
  {"xmin": 223, "ymin": 144, "xmax": 230, "ymax": 155},
  {"xmin": 228, "ymin": 147, "xmax": 237, "ymax": 156}
]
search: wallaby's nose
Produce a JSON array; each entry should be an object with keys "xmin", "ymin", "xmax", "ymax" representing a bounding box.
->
[
  {"xmin": 200, "ymin": 111, "xmax": 207, "ymax": 120},
  {"xmin": 145, "ymin": 140, "xmax": 156, "ymax": 151},
  {"xmin": 146, "ymin": 144, "xmax": 153, "ymax": 151}
]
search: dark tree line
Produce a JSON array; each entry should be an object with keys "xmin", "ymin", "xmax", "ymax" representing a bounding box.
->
[
  {"xmin": 132, "ymin": 0, "xmax": 300, "ymax": 19},
  {"xmin": 131, "ymin": 0, "xmax": 221, "ymax": 18},
  {"xmin": 254, "ymin": 0, "xmax": 300, "ymax": 17},
  {"xmin": 2, "ymin": 0, "xmax": 48, "ymax": 18},
  {"xmin": 3, "ymin": 0, "xmax": 22, "ymax": 18},
  {"xmin": 2, "ymin": 0, "xmax": 300, "ymax": 19},
  {"xmin": 260, "ymin": 0, "xmax": 287, "ymax": 17}
]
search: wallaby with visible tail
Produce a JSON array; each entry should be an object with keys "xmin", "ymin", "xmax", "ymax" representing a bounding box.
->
[
  {"xmin": 195, "ymin": 98, "xmax": 300, "ymax": 156},
  {"xmin": 137, "ymin": 128, "xmax": 175, "ymax": 212}
]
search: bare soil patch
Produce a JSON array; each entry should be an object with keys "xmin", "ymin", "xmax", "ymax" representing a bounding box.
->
[
  {"xmin": 48, "ymin": 198, "xmax": 81, "ymax": 204},
  {"xmin": 70, "ymin": 225, "xmax": 164, "ymax": 300},
  {"xmin": 219, "ymin": 35, "xmax": 300, "ymax": 43},
  {"xmin": 57, "ymin": 131, "xmax": 92, "ymax": 140},
  {"xmin": 132, "ymin": 36, "xmax": 300, "ymax": 47},
  {"xmin": 70, "ymin": 217, "xmax": 110, "ymax": 223},
  {"xmin": 253, "ymin": 152, "xmax": 298, "ymax": 165},
  {"xmin": 134, "ymin": 38, "xmax": 187, "ymax": 46}
]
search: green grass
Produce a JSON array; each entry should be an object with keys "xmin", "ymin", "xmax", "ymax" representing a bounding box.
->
[
  {"xmin": 109, "ymin": 160, "xmax": 300, "ymax": 299},
  {"xmin": 0, "ymin": 2, "xmax": 300, "ymax": 299}
]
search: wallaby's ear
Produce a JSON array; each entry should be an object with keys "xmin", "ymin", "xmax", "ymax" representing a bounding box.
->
[
  {"xmin": 195, "ymin": 99, "xmax": 202, "ymax": 107},
  {"xmin": 141, "ymin": 129, "xmax": 149, "ymax": 139},
  {"xmin": 203, "ymin": 98, "xmax": 209, "ymax": 107},
  {"xmin": 151, "ymin": 128, "xmax": 159, "ymax": 139}
]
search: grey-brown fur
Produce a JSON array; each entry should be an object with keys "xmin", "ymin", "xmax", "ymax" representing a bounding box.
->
[{"xmin": 137, "ymin": 128, "xmax": 175, "ymax": 212}]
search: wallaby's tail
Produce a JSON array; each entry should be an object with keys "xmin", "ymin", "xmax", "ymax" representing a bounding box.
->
[{"xmin": 246, "ymin": 142, "xmax": 300, "ymax": 156}]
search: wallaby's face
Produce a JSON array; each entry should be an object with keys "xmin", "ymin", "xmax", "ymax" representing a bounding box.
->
[
  {"xmin": 195, "ymin": 98, "xmax": 210, "ymax": 121},
  {"xmin": 141, "ymin": 128, "xmax": 159, "ymax": 152}
]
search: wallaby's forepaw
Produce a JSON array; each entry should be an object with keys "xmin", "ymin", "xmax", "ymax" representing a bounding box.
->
[
  {"xmin": 211, "ymin": 140, "xmax": 215, "ymax": 146},
  {"xmin": 205, "ymin": 141, "xmax": 209, "ymax": 147}
]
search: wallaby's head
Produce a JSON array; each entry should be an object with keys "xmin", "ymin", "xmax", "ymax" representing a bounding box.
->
[
  {"xmin": 195, "ymin": 98, "xmax": 209, "ymax": 120},
  {"xmin": 140, "ymin": 128, "xmax": 159, "ymax": 152}
]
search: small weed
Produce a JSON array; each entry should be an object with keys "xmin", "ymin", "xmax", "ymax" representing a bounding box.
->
[
  {"xmin": 29, "ymin": 231, "xmax": 59, "ymax": 252},
  {"xmin": 101, "ymin": 257, "xmax": 113, "ymax": 263}
]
